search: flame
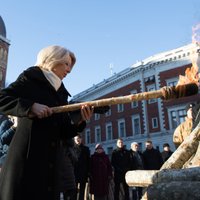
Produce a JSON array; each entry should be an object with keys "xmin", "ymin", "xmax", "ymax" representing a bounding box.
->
[
  {"xmin": 177, "ymin": 61, "xmax": 200, "ymax": 86},
  {"xmin": 177, "ymin": 24, "xmax": 200, "ymax": 86}
]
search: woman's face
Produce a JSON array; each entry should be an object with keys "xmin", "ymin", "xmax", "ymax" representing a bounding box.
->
[
  {"xmin": 52, "ymin": 56, "xmax": 73, "ymax": 80},
  {"xmin": 96, "ymin": 148, "xmax": 104, "ymax": 153}
]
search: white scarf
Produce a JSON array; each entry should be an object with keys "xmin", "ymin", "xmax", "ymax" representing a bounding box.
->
[{"xmin": 41, "ymin": 69, "xmax": 62, "ymax": 91}]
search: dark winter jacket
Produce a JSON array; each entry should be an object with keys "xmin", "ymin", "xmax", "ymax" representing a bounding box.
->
[
  {"xmin": 111, "ymin": 147, "xmax": 130, "ymax": 182},
  {"xmin": 161, "ymin": 150, "xmax": 173, "ymax": 162},
  {"xmin": 0, "ymin": 67, "xmax": 86, "ymax": 200},
  {"xmin": 143, "ymin": 148, "xmax": 163, "ymax": 170},
  {"xmin": 73, "ymin": 143, "xmax": 90, "ymax": 183},
  {"xmin": 129, "ymin": 150, "xmax": 144, "ymax": 170},
  {"xmin": 90, "ymin": 151, "xmax": 112, "ymax": 196}
]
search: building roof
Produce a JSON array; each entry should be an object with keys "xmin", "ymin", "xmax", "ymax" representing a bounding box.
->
[
  {"xmin": 73, "ymin": 43, "xmax": 200, "ymax": 101},
  {"xmin": 0, "ymin": 16, "xmax": 6, "ymax": 38}
]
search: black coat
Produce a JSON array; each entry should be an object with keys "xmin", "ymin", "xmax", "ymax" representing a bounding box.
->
[
  {"xmin": 0, "ymin": 67, "xmax": 86, "ymax": 200},
  {"xmin": 161, "ymin": 150, "xmax": 173, "ymax": 162},
  {"xmin": 143, "ymin": 148, "xmax": 163, "ymax": 170},
  {"xmin": 73, "ymin": 143, "xmax": 90, "ymax": 183},
  {"xmin": 111, "ymin": 147, "xmax": 130, "ymax": 182},
  {"xmin": 129, "ymin": 150, "xmax": 144, "ymax": 170}
]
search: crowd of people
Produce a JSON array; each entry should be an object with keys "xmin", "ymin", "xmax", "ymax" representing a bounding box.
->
[
  {"xmin": 0, "ymin": 44, "xmax": 197, "ymax": 200},
  {"xmin": 58, "ymin": 136, "xmax": 173, "ymax": 200},
  {"xmin": 54, "ymin": 136, "xmax": 174, "ymax": 200}
]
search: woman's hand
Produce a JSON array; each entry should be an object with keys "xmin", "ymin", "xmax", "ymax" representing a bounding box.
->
[
  {"xmin": 29, "ymin": 103, "xmax": 53, "ymax": 118},
  {"xmin": 80, "ymin": 105, "xmax": 94, "ymax": 121}
]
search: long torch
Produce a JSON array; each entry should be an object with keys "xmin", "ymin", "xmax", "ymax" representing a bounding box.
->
[{"xmin": 51, "ymin": 83, "xmax": 199, "ymax": 113}]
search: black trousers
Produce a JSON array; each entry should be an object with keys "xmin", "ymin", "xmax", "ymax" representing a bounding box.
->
[
  {"xmin": 63, "ymin": 189, "xmax": 77, "ymax": 200},
  {"xmin": 114, "ymin": 180, "xmax": 129, "ymax": 200},
  {"xmin": 132, "ymin": 187, "xmax": 143, "ymax": 200},
  {"xmin": 75, "ymin": 181, "xmax": 87, "ymax": 200}
]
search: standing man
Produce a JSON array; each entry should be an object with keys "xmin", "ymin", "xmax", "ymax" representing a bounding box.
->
[
  {"xmin": 143, "ymin": 140, "xmax": 163, "ymax": 170},
  {"xmin": 129, "ymin": 142, "xmax": 144, "ymax": 200},
  {"xmin": 111, "ymin": 138, "xmax": 130, "ymax": 200},
  {"xmin": 161, "ymin": 143, "xmax": 173, "ymax": 162},
  {"xmin": 73, "ymin": 134, "xmax": 90, "ymax": 200}
]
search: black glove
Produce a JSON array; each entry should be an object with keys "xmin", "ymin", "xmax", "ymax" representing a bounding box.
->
[{"xmin": 69, "ymin": 100, "xmax": 110, "ymax": 124}]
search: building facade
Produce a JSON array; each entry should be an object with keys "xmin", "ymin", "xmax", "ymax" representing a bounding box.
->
[
  {"xmin": 72, "ymin": 43, "xmax": 200, "ymax": 156},
  {"xmin": 0, "ymin": 15, "xmax": 10, "ymax": 89}
]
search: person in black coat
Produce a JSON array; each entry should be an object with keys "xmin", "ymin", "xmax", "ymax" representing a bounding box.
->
[
  {"xmin": 0, "ymin": 45, "xmax": 94, "ymax": 200},
  {"xmin": 111, "ymin": 138, "xmax": 130, "ymax": 200},
  {"xmin": 73, "ymin": 134, "xmax": 90, "ymax": 200},
  {"xmin": 143, "ymin": 140, "xmax": 163, "ymax": 170},
  {"xmin": 161, "ymin": 143, "xmax": 173, "ymax": 162},
  {"xmin": 129, "ymin": 142, "xmax": 144, "ymax": 200}
]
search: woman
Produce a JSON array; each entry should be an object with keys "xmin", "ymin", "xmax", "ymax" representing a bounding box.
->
[
  {"xmin": 0, "ymin": 45, "xmax": 93, "ymax": 200},
  {"xmin": 90, "ymin": 144, "xmax": 113, "ymax": 200}
]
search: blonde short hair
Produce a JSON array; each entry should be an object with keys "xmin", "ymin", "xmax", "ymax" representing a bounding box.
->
[{"xmin": 35, "ymin": 45, "xmax": 76, "ymax": 71}]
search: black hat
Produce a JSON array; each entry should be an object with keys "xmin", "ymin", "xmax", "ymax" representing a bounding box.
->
[{"xmin": 163, "ymin": 143, "xmax": 170, "ymax": 148}]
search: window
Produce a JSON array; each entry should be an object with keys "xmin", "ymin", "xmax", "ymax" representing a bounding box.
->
[
  {"xmin": 106, "ymin": 123, "xmax": 113, "ymax": 140},
  {"xmin": 152, "ymin": 117, "xmax": 158, "ymax": 128},
  {"xmin": 107, "ymin": 147, "xmax": 113, "ymax": 160},
  {"xmin": 95, "ymin": 126, "xmax": 101, "ymax": 143},
  {"xmin": 168, "ymin": 107, "xmax": 186, "ymax": 129},
  {"xmin": 117, "ymin": 103, "xmax": 124, "ymax": 112},
  {"xmin": 166, "ymin": 77, "xmax": 178, "ymax": 87},
  {"xmin": 118, "ymin": 119, "xmax": 126, "ymax": 137},
  {"xmin": 146, "ymin": 84, "xmax": 157, "ymax": 104},
  {"xmin": 85, "ymin": 129, "xmax": 91, "ymax": 144},
  {"xmin": 132, "ymin": 115, "xmax": 141, "ymax": 135},
  {"xmin": 130, "ymin": 90, "xmax": 138, "ymax": 108},
  {"xmin": 94, "ymin": 113, "xmax": 100, "ymax": 120},
  {"xmin": 138, "ymin": 142, "xmax": 143, "ymax": 152},
  {"xmin": 105, "ymin": 108, "xmax": 111, "ymax": 116}
]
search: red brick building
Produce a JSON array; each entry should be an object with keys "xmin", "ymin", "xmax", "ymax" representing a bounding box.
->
[
  {"xmin": 0, "ymin": 15, "xmax": 10, "ymax": 89},
  {"xmin": 73, "ymin": 43, "xmax": 200, "ymax": 156}
]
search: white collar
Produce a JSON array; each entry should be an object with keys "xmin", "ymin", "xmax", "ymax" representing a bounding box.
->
[{"xmin": 41, "ymin": 69, "xmax": 62, "ymax": 91}]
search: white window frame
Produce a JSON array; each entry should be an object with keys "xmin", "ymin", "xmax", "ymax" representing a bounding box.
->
[
  {"xmin": 168, "ymin": 106, "xmax": 187, "ymax": 130},
  {"xmin": 106, "ymin": 122, "xmax": 113, "ymax": 140},
  {"xmin": 95, "ymin": 126, "xmax": 101, "ymax": 143},
  {"xmin": 85, "ymin": 129, "xmax": 91, "ymax": 144},
  {"xmin": 132, "ymin": 114, "xmax": 141, "ymax": 135},
  {"xmin": 166, "ymin": 77, "xmax": 178, "ymax": 87},
  {"xmin": 152, "ymin": 117, "xmax": 158, "ymax": 128},
  {"xmin": 105, "ymin": 108, "xmax": 111, "ymax": 117},
  {"xmin": 118, "ymin": 119, "xmax": 126, "ymax": 138},
  {"xmin": 94, "ymin": 113, "xmax": 100, "ymax": 120},
  {"xmin": 130, "ymin": 90, "xmax": 138, "ymax": 108},
  {"xmin": 146, "ymin": 84, "xmax": 157, "ymax": 104},
  {"xmin": 117, "ymin": 103, "xmax": 124, "ymax": 112}
]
